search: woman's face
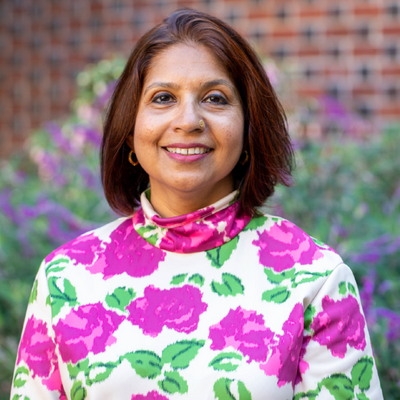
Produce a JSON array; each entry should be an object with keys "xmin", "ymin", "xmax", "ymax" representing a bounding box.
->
[{"xmin": 132, "ymin": 44, "xmax": 244, "ymax": 214}]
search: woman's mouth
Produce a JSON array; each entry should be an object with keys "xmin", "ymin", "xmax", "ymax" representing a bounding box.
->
[{"xmin": 165, "ymin": 147, "xmax": 211, "ymax": 155}]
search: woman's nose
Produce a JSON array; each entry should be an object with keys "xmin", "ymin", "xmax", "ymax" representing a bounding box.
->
[{"xmin": 172, "ymin": 100, "xmax": 203, "ymax": 134}]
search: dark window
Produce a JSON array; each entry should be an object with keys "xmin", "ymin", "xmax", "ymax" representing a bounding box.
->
[
  {"xmin": 88, "ymin": 52, "xmax": 101, "ymax": 63},
  {"xmin": 69, "ymin": 33, "xmax": 82, "ymax": 49},
  {"xmin": 203, "ymin": 0, "xmax": 213, "ymax": 5},
  {"xmin": 357, "ymin": 65, "xmax": 372, "ymax": 80},
  {"xmin": 250, "ymin": 27, "xmax": 264, "ymax": 43},
  {"xmin": 30, "ymin": 69, "xmax": 42, "ymax": 84},
  {"xmin": 10, "ymin": 21, "xmax": 24, "ymax": 36},
  {"xmin": 327, "ymin": 45, "xmax": 342, "ymax": 59},
  {"xmin": 31, "ymin": 36, "xmax": 42, "ymax": 50},
  {"xmin": 386, "ymin": 85, "xmax": 399, "ymax": 99},
  {"xmin": 226, "ymin": 9, "xmax": 239, "ymax": 24},
  {"xmin": 112, "ymin": 1, "xmax": 124, "ymax": 13},
  {"xmin": 387, "ymin": 3, "xmax": 400, "ymax": 17},
  {"xmin": 271, "ymin": 46, "xmax": 289, "ymax": 60},
  {"xmin": 356, "ymin": 24, "xmax": 370, "ymax": 39},
  {"xmin": 11, "ymin": 53, "xmax": 22, "ymax": 67},
  {"xmin": 49, "ymin": 19, "xmax": 62, "ymax": 33},
  {"xmin": 32, "ymin": 4, "xmax": 42, "ymax": 18},
  {"xmin": 49, "ymin": 52, "xmax": 62, "ymax": 67},
  {"xmin": 303, "ymin": 66, "xmax": 317, "ymax": 79},
  {"xmin": 12, "ymin": 116, "xmax": 23, "ymax": 133},
  {"xmin": 89, "ymin": 16, "xmax": 103, "ymax": 31},
  {"xmin": 50, "ymin": 83, "xmax": 61, "ymax": 100},
  {"xmin": 326, "ymin": 85, "xmax": 342, "ymax": 99},
  {"xmin": 276, "ymin": 7, "xmax": 289, "ymax": 20},
  {"xmin": 385, "ymin": 44, "xmax": 398, "ymax": 59},
  {"xmin": 111, "ymin": 32, "xmax": 123, "ymax": 46},
  {"xmin": 132, "ymin": 13, "xmax": 144, "ymax": 29},
  {"xmin": 31, "ymin": 102, "xmax": 42, "ymax": 117},
  {"xmin": 301, "ymin": 26, "xmax": 316, "ymax": 41},
  {"xmin": 328, "ymin": 5, "xmax": 343, "ymax": 18},
  {"xmin": 356, "ymin": 103, "xmax": 373, "ymax": 118}
]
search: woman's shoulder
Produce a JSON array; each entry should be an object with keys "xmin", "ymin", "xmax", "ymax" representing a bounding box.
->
[
  {"xmin": 242, "ymin": 211, "xmax": 344, "ymax": 271},
  {"xmin": 43, "ymin": 216, "xmax": 132, "ymax": 266}
]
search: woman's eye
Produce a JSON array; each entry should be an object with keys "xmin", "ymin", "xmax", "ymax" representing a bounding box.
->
[
  {"xmin": 204, "ymin": 95, "xmax": 227, "ymax": 104},
  {"xmin": 152, "ymin": 93, "xmax": 174, "ymax": 103}
]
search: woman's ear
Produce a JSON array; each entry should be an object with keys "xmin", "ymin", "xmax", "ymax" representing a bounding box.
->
[{"xmin": 125, "ymin": 132, "xmax": 134, "ymax": 151}]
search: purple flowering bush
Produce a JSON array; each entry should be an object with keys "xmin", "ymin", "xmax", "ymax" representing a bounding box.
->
[
  {"xmin": 271, "ymin": 124, "xmax": 400, "ymax": 398},
  {"xmin": 0, "ymin": 56, "xmax": 399, "ymax": 399}
]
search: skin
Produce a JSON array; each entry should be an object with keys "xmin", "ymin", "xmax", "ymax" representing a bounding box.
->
[{"xmin": 127, "ymin": 44, "xmax": 245, "ymax": 218}]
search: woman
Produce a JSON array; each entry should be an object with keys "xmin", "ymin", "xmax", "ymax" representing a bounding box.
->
[{"xmin": 11, "ymin": 9, "xmax": 382, "ymax": 400}]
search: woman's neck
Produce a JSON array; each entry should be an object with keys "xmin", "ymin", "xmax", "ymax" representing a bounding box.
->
[{"xmin": 148, "ymin": 177, "xmax": 235, "ymax": 218}]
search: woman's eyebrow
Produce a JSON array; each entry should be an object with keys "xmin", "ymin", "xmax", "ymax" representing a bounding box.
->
[
  {"xmin": 143, "ymin": 82, "xmax": 179, "ymax": 96},
  {"xmin": 143, "ymin": 79, "xmax": 237, "ymax": 96},
  {"xmin": 200, "ymin": 79, "xmax": 237, "ymax": 95}
]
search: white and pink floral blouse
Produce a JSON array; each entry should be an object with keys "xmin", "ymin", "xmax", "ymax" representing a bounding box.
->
[{"xmin": 11, "ymin": 190, "xmax": 383, "ymax": 400}]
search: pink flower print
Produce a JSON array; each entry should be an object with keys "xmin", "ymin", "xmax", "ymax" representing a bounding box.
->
[
  {"xmin": 89, "ymin": 219, "xmax": 166, "ymax": 279},
  {"xmin": 209, "ymin": 307, "xmax": 276, "ymax": 363},
  {"xmin": 17, "ymin": 316, "xmax": 64, "ymax": 392},
  {"xmin": 45, "ymin": 232, "xmax": 103, "ymax": 266},
  {"xmin": 260, "ymin": 303, "xmax": 305, "ymax": 388},
  {"xmin": 252, "ymin": 221, "xmax": 324, "ymax": 272},
  {"xmin": 131, "ymin": 391, "xmax": 170, "ymax": 400},
  {"xmin": 54, "ymin": 303, "xmax": 124, "ymax": 364},
  {"xmin": 310, "ymin": 295, "xmax": 366, "ymax": 358},
  {"xmin": 126, "ymin": 285, "xmax": 207, "ymax": 337},
  {"xmin": 159, "ymin": 203, "xmax": 251, "ymax": 253}
]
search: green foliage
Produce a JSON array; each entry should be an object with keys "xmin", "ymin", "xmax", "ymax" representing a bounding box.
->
[{"xmin": 0, "ymin": 54, "xmax": 399, "ymax": 400}]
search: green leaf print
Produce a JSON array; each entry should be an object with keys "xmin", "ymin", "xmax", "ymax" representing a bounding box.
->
[
  {"xmin": 28, "ymin": 279, "xmax": 38, "ymax": 304},
  {"xmin": 170, "ymin": 274, "xmax": 188, "ymax": 285},
  {"xmin": 339, "ymin": 281, "xmax": 348, "ymax": 295},
  {"xmin": 206, "ymin": 236, "xmax": 239, "ymax": 268},
  {"xmin": 123, "ymin": 350, "xmax": 163, "ymax": 379},
  {"xmin": 67, "ymin": 359, "xmax": 90, "ymax": 379},
  {"xmin": 262, "ymin": 286, "xmax": 291, "ymax": 304},
  {"xmin": 348, "ymin": 282, "xmax": 357, "ymax": 297},
  {"xmin": 86, "ymin": 361, "xmax": 118, "ymax": 386},
  {"xmin": 158, "ymin": 371, "xmax": 188, "ymax": 394},
  {"xmin": 356, "ymin": 393, "xmax": 369, "ymax": 400},
  {"xmin": 291, "ymin": 270, "xmax": 332, "ymax": 288},
  {"xmin": 293, "ymin": 388, "xmax": 320, "ymax": 400},
  {"xmin": 45, "ymin": 257, "xmax": 69, "ymax": 274},
  {"xmin": 237, "ymin": 381, "xmax": 252, "ymax": 400},
  {"xmin": 351, "ymin": 357, "xmax": 373, "ymax": 392},
  {"xmin": 12, "ymin": 396, "xmax": 30, "ymax": 400},
  {"xmin": 304, "ymin": 304, "xmax": 316, "ymax": 332},
  {"xmin": 320, "ymin": 373, "xmax": 354, "ymax": 400},
  {"xmin": 161, "ymin": 339, "xmax": 205, "ymax": 369},
  {"xmin": 211, "ymin": 273, "xmax": 244, "ymax": 297},
  {"xmin": 188, "ymin": 273, "xmax": 205, "ymax": 287},
  {"xmin": 264, "ymin": 267, "xmax": 295, "ymax": 284},
  {"xmin": 213, "ymin": 377, "xmax": 235, "ymax": 400},
  {"xmin": 13, "ymin": 366, "xmax": 29, "ymax": 388},
  {"xmin": 242, "ymin": 215, "xmax": 268, "ymax": 232},
  {"xmin": 136, "ymin": 225, "xmax": 158, "ymax": 246},
  {"xmin": 209, "ymin": 352, "xmax": 242, "ymax": 372},
  {"xmin": 48, "ymin": 277, "xmax": 78, "ymax": 317},
  {"xmin": 105, "ymin": 286, "xmax": 136, "ymax": 312},
  {"xmin": 70, "ymin": 380, "xmax": 87, "ymax": 400}
]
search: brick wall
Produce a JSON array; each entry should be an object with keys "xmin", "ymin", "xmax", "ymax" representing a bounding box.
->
[{"xmin": 1, "ymin": 0, "xmax": 399, "ymax": 156}]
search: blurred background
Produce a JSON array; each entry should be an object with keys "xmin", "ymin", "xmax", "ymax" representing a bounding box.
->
[{"xmin": 0, "ymin": 0, "xmax": 399, "ymax": 399}]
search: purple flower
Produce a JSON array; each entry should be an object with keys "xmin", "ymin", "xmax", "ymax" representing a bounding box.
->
[
  {"xmin": 310, "ymin": 295, "xmax": 366, "ymax": 358},
  {"xmin": 260, "ymin": 304, "xmax": 305, "ymax": 388},
  {"xmin": 127, "ymin": 285, "xmax": 207, "ymax": 337},
  {"xmin": 209, "ymin": 307, "xmax": 276, "ymax": 363},
  {"xmin": 131, "ymin": 391, "xmax": 170, "ymax": 400},
  {"xmin": 54, "ymin": 303, "xmax": 124, "ymax": 364},
  {"xmin": 17, "ymin": 317, "xmax": 64, "ymax": 392},
  {"xmin": 252, "ymin": 221, "xmax": 324, "ymax": 272},
  {"xmin": 92, "ymin": 219, "xmax": 166, "ymax": 279}
]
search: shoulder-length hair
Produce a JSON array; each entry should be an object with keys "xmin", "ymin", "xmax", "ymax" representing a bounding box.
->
[{"xmin": 101, "ymin": 8, "xmax": 294, "ymax": 217}]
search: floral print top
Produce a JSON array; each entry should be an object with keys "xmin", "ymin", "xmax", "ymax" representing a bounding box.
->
[{"xmin": 11, "ymin": 191, "xmax": 383, "ymax": 400}]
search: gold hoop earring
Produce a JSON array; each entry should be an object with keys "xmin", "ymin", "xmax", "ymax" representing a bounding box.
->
[
  {"xmin": 240, "ymin": 150, "xmax": 249, "ymax": 165},
  {"xmin": 128, "ymin": 150, "xmax": 139, "ymax": 166},
  {"xmin": 199, "ymin": 119, "xmax": 205, "ymax": 129}
]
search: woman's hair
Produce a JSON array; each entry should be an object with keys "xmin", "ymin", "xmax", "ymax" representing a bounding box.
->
[{"xmin": 101, "ymin": 8, "xmax": 294, "ymax": 217}]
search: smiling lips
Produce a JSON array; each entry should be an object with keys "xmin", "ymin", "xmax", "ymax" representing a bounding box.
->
[{"xmin": 166, "ymin": 147, "xmax": 211, "ymax": 155}]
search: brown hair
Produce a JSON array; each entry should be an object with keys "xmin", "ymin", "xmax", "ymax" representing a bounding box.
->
[{"xmin": 101, "ymin": 8, "xmax": 294, "ymax": 216}]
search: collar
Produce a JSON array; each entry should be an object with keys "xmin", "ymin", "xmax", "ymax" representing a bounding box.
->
[{"xmin": 132, "ymin": 190, "xmax": 251, "ymax": 253}]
